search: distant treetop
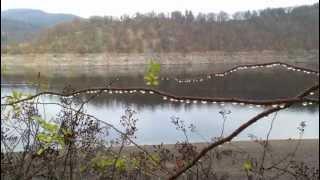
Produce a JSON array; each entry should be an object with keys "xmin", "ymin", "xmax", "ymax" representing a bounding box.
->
[{"xmin": 2, "ymin": 3, "xmax": 319, "ymax": 54}]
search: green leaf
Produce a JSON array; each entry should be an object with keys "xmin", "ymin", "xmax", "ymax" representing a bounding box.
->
[
  {"xmin": 80, "ymin": 165, "xmax": 87, "ymax": 172},
  {"xmin": 151, "ymin": 80, "xmax": 159, "ymax": 86},
  {"xmin": 144, "ymin": 60, "xmax": 161, "ymax": 87},
  {"xmin": 91, "ymin": 156, "xmax": 114, "ymax": 171},
  {"xmin": 31, "ymin": 116, "xmax": 58, "ymax": 132},
  {"xmin": 130, "ymin": 158, "xmax": 140, "ymax": 168},
  {"xmin": 243, "ymin": 160, "xmax": 253, "ymax": 172},
  {"xmin": 147, "ymin": 153, "xmax": 161, "ymax": 167},
  {"xmin": 61, "ymin": 128, "xmax": 72, "ymax": 136},
  {"xmin": 32, "ymin": 116, "xmax": 65, "ymax": 153},
  {"xmin": 37, "ymin": 133, "xmax": 52, "ymax": 143},
  {"xmin": 115, "ymin": 159, "xmax": 126, "ymax": 171},
  {"xmin": 12, "ymin": 90, "xmax": 23, "ymax": 100},
  {"xmin": 37, "ymin": 148, "xmax": 46, "ymax": 155},
  {"xmin": 144, "ymin": 75, "xmax": 152, "ymax": 81}
]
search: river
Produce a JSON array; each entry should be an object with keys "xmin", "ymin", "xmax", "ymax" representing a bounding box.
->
[{"xmin": 1, "ymin": 63, "xmax": 319, "ymax": 145}]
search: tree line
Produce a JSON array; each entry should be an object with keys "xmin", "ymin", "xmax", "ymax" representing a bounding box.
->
[{"xmin": 5, "ymin": 3, "xmax": 319, "ymax": 54}]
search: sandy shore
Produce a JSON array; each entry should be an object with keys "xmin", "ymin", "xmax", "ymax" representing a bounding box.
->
[{"xmin": 1, "ymin": 50, "xmax": 318, "ymax": 67}]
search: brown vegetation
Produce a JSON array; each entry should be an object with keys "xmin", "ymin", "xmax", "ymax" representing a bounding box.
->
[{"xmin": 3, "ymin": 3, "xmax": 319, "ymax": 54}]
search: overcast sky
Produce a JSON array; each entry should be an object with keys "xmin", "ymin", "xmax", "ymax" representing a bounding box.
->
[{"xmin": 1, "ymin": 0, "xmax": 319, "ymax": 18}]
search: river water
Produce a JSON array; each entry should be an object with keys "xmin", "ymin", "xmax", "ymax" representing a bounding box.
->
[{"xmin": 1, "ymin": 63, "xmax": 319, "ymax": 145}]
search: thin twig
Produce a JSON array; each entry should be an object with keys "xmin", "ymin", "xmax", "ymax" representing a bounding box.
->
[
  {"xmin": 258, "ymin": 112, "xmax": 278, "ymax": 178},
  {"xmin": 167, "ymin": 84, "xmax": 318, "ymax": 180}
]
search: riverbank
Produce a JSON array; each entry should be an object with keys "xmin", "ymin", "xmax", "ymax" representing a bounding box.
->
[
  {"xmin": 3, "ymin": 139, "xmax": 317, "ymax": 180},
  {"xmin": 124, "ymin": 139, "xmax": 319, "ymax": 179},
  {"xmin": 1, "ymin": 50, "xmax": 319, "ymax": 67}
]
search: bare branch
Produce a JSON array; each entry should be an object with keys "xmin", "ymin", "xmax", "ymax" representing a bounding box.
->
[{"xmin": 167, "ymin": 84, "xmax": 318, "ymax": 180}]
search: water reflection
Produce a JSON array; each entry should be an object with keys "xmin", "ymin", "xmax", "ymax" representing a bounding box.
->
[{"xmin": 1, "ymin": 64, "xmax": 319, "ymax": 144}]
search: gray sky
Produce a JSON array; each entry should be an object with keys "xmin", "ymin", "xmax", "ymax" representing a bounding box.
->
[{"xmin": 1, "ymin": 0, "xmax": 319, "ymax": 18}]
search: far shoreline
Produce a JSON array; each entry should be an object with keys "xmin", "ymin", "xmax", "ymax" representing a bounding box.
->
[{"xmin": 1, "ymin": 50, "xmax": 319, "ymax": 67}]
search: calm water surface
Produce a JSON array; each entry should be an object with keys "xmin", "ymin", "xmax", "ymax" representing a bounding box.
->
[{"xmin": 1, "ymin": 63, "xmax": 319, "ymax": 144}]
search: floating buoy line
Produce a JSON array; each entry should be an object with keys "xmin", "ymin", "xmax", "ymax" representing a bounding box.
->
[
  {"xmin": 2, "ymin": 84, "xmax": 318, "ymax": 108},
  {"xmin": 29, "ymin": 85, "xmax": 318, "ymax": 109},
  {"xmin": 1, "ymin": 62, "xmax": 318, "ymax": 108},
  {"xmin": 159, "ymin": 62, "xmax": 319, "ymax": 84}
]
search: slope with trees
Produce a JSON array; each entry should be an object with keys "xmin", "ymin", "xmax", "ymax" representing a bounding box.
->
[{"xmin": 3, "ymin": 3, "xmax": 319, "ymax": 54}]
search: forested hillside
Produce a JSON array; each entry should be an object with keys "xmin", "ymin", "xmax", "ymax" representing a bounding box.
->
[
  {"xmin": 1, "ymin": 9, "xmax": 78, "ymax": 44},
  {"xmin": 4, "ymin": 3, "xmax": 319, "ymax": 54},
  {"xmin": 1, "ymin": 18, "xmax": 40, "ymax": 44}
]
